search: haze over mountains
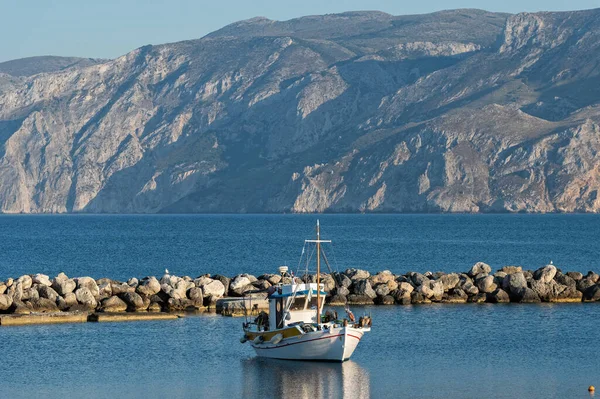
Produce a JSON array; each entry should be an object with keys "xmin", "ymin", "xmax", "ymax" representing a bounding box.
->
[{"xmin": 1, "ymin": 8, "xmax": 600, "ymax": 213}]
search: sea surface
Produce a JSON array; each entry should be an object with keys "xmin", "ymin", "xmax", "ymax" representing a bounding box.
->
[
  {"xmin": 1, "ymin": 214, "xmax": 600, "ymax": 280},
  {"xmin": 1, "ymin": 214, "xmax": 600, "ymax": 398}
]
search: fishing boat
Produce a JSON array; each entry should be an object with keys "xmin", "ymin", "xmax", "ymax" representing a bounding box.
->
[{"xmin": 240, "ymin": 220, "xmax": 371, "ymax": 361}]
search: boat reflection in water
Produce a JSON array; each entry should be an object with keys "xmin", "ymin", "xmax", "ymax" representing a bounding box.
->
[{"xmin": 242, "ymin": 358, "xmax": 370, "ymax": 399}]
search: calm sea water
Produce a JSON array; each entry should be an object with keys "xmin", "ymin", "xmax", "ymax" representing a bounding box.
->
[
  {"xmin": 1, "ymin": 214, "xmax": 600, "ymax": 280},
  {"xmin": 1, "ymin": 304, "xmax": 599, "ymax": 398},
  {"xmin": 1, "ymin": 215, "xmax": 600, "ymax": 398}
]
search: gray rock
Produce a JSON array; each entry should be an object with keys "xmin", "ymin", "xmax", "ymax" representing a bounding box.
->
[
  {"xmin": 336, "ymin": 286, "xmax": 350, "ymax": 296},
  {"xmin": 0, "ymin": 283, "xmax": 6, "ymax": 295},
  {"xmin": 477, "ymin": 275, "xmax": 497, "ymax": 293},
  {"xmin": 28, "ymin": 298, "xmax": 59, "ymax": 313},
  {"xmin": 439, "ymin": 273, "xmax": 460, "ymax": 291},
  {"xmin": 500, "ymin": 266, "xmax": 522, "ymax": 274},
  {"xmin": 533, "ymin": 264, "xmax": 557, "ymax": 283},
  {"xmin": 566, "ymin": 271, "xmax": 583, "ymax": 281},
  {"xmin": 76, "ymin": 277, "xmax": 100, "ymax": 298},
  {"xmin": 328, "ymin": 294, "xmax": 347, "ymax": 305},
  {"xmin": 127, "ymin": 277, "xmax": 139, "ymax": 287},
  {"xmin": 187, "ymin": 287, "xmax": 204, "ymax": 306},
  {"xmin": 52, "ymin": 273, "xmax": 76, "ymax": 296},
  {"xmin": 353, "ymin": 280, "xmax": 377, "ymax": 299},
  {"xmin": 111, "ymin": 283, "xmax": 134, "ymax": 295},
  {"xmin": 212, "ymin": 275, "xmax": 231, "ymax": 296},
  {"xmin": 100, "ymin": 296, "xmax": 128, "ymax": 312},
  {"xmin": 344, "ymin": 269, "xmax": 370, "ymax": 281},
  {"xmin": 63, "ymin": 292, "xmax": 78, "ymax": 307},
  {"xmin": 98, "ymin": 282, "xmax": 113, "ymax": 298},
  {"xmin": 0, "ymin": 294, "xmax": 13, "ymax": 310},
  {"xmin": 468, "ymin": 262, "xmax": 491, "ymax": 277},
  {"xmin": 136, "ymin": 276, "xmax": 161, "ymax": 296},
  {"xmin": 462, "ymin": 281, "xmax": 479, "ymax": 296},
  {"xmin": 487, "ymin": 288, "xmax": 510, "ymax": 303},
  {"xmin": 375, "ymin": 295, "xmax": 395, "ymax": 305},
  {"xmin": 410, "ymin": 272, "xmax": 429, "ymax": 286},
  {"xmin": 37, "ymin": 285, "xmax": 59, "ymax": 301},
  {"xmin": 369, "ymin": 270, "xmax": 395, "ymax": 285},
  {"xmin": 32, "ymin": 274, "xmax": 52, "ymax": 287},
  {"xmin": 229, "ymin": 275, "xmax": 253, "ymax": 296},
  {"xmin": 121, "ymin": 292, "xmax": 146, "ymax": 311},
  {"xmin": 503, "ymin": 272, "xmax": 527, "ymax": 300},
  {"xmin": 374, "ymin": 284, "xmax": 390, "ymax": 297},
  {"xmin": 200, "ymin": 280, "xmax": 226, "ymax": 303},
  {"xmin": 583, "ymin": 285, "xmax": 600, "ymax": 301},
  {"xmin": 520, "ymin": 288, "xmax": 541, "ymax": 303},
  {"xmin": 444, "ymin": 288, "xmax": 468, "ymax": 303},
  {"xmin": 22, "ymin": 286, "xmax": 39, "ymax": 301},
  {"xmin": 74, "ymin": 287, "xmax": 97, "ymax": 309},
  {"xmin": 346, "ymin": 294, "xmax": 374, "ymax": 305},
  {"xmin": 16, "ymin": 275, "xmax": 33, "ymax": 290}
]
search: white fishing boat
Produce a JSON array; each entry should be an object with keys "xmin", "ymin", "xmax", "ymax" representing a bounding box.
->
[{"xmin": 240, "ymin": 220, "xmax": 371, "ymax": 362}]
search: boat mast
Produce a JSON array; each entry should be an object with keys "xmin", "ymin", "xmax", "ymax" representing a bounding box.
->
[{"xmin": 316, "ymin": 219, "xmax": 321, "ymax": 325}]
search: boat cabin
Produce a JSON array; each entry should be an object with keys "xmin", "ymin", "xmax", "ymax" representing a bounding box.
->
[{"xmin": 268, "ymin": 283, "xmax": 326, "ymax": 330}]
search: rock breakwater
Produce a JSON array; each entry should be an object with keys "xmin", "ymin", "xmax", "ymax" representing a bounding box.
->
[{"xmin": 1, "ymin": 263, "xmax": 599, "ymax": 324}]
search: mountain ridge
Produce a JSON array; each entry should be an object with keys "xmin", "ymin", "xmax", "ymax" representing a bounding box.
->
[{"xmin": 1, "ymin": 9, "xmax": 600, "ymax": 213}]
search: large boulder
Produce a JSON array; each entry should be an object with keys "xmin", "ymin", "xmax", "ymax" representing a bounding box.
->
[
  {"xmin": 477, "ymin": 276, "xmax": 497, "ymax": 294},
  {"xmin": 63, "ymin": 292, "xmax": 78, "ymax": 307},
  {"xmin": 52, "ymin": 273, "xmax": 76, "ymax": 296},
  {"xmin": 212, "ymin": 275, "xmax": 231, "ymax": 296},
  {"xmin": 374, "ymin": 284, "xmax": 390, "ymax": 297},
  {"xmin": 375, "ymin": 295, "xmax": 395, "ymax": 305},
  {"xmin": 29, "ymin": 298, "xmax": 59, "ymax": 313},
  {"xmin": 111, "ymin": 283, "xmax": 135, "ymax": 295},
  {"xmin": 352, "ymin": 280, "xmax": 377, "ymax": 299},
  {"xmin": 503, "ymin": 272, "xmax": 528, "ymax": 301},
  {"xmin": 32, "ymin": 274, "xmax": 52, "ymax": 287},
  {"xmin": 439, "ymin": 273, "xmax": 460, "ymax": 291},
  {"xmin": 229, "ymin": 275, "xmax": 253, "ymax": 296},
  {"xmin": 200, "ymin": 280, "xmax": 225, "ymax": 303},
  {"xmin": 409, "ymin": 272, "xmax": 429, "ymax": 287},
  {"xmin": 74, "ymin": 288, "xmax": 97, "ymax": 309},
  {"xmin": 336, "ymin": 286, "xmax": 350, "ymax": 296},
  {"xmin": 37, "ymin": 285, "xmax": 59, "ymax": 301},
  {"xmin": 100, "ymin": 296, "xmax": 128, "ymax": 312},
  {"xmin": 344, "ymin": 269, "xmax": 370, "ymax": 281},
  {"xmin": 533, "ymin": 264, "xmax": 557, "ymax": 283},
  {"xmin": 487, "ymin": 288, "xmax": 510, "ymax": 303},
  {"xmin": 0, "ymin": 294, "xmax": 13, "ymax": 311},
  {"xmin": 444, "ymin": 288, "xmax": 468, "ymax": 303},
  {"xmin": 98, "ymin": 282, "xmax": 113, "ymax": 299},
  {"xmin": 468, "ymin": 262, "xmax": 491, "ymax": 277},
  {"xmin": 462, "ymin": 281, "xmax": 479, "ymax": 296},
  {"xmin": 328, "ymin": 294, "xmax": 347, "ymax": 305},
  {"xmin": 520, "ymin": 288, "xmax": 541, "ymax": 303},
  {"xmin": 7, "ymin": 282, "xmax": 23, "ymax": 301},
  {"xmin": 583, "ymin": 285, "xmax": 600, "ymax": 301},
  {"xmin": 187, "ymin": 287, "xmax": 204, "ymax": 307},
  {"xmin": 76, "ymin": 277, "xmax": 100, "ymax": 298},
  {"xmin": 121, "ymin": 292, "xmax": 147, "ymax": 311},
  {"xmin": 566, "ymin": 271, "xmax": 583, "ymax": 281},
  {"xmin": 369, "ymin": 271, "xmax": 395, "ymax": 286},
  {"xmin": 0, "ymin": 283, "xmax": 6, "ymax": 295},
  {"xmin": 333, "ymin": 273, "xmax": 352, "ymax": 288},
  {"xmin": 22, "ymin": 287, "xmax": 39, "ymax": 301},
  {"xmin": 136, "ymin": 277, "xmax": 161, "ymax": 296},
  {"xmin": 500, "ymin": 266, "xmax": 522, "ymax": 274},
  {"xmin": 16, "ymin": 275, "xmax": 33, "ymax": 290}
]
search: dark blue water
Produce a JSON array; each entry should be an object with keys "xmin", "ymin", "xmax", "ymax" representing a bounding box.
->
[
  {"xmin": 2, "ymin": 215, "xmax": 600, "ymax": 398},
  {"xmin": 1, "ymin": 214, "xmax": 600, "ymax": 281},
  {"xmin": 1, "ymin": 304, "xmax": 599, "ymax": 398}
]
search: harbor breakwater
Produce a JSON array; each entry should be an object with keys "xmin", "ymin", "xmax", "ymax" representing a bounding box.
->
[{"xmin": 1, "ymin": 262, "xmax": 600, "ymax": 325}]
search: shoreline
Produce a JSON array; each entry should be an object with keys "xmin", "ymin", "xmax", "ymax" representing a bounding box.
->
[{"xmin": 1, "ymin": 262, "xmax": 599, "ymax": 326}]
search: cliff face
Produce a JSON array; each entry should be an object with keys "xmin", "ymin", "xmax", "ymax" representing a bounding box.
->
[{"xmin": 1, "ymin": 9, "xmax": 600, "ymax": 213}]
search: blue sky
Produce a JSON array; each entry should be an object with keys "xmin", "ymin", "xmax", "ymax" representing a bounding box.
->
[{"xmin": 1, "ymin": 0, "xmax": 599, "ymax": 62}]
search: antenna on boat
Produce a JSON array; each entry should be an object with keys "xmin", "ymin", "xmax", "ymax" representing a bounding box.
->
[{"xmin": 316, "ymin": 219, "xmax": 321, "ymax": 326}]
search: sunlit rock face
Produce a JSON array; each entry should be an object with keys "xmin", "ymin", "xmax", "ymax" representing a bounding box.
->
[{"xmin": 2, "ymin": 9, "xmax": 600, "ymax": 213}]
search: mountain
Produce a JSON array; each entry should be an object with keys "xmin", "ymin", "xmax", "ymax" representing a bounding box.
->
[
  {"xmin": 0, "ymin": 56, "xmax": 105, "ymax": 77},
  {"xmin": 1, "ymin": 8, "xmax": 600, "ymax": 213}
]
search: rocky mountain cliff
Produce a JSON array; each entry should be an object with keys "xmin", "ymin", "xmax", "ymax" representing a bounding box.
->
[{"xmin": 2, "ymin": 8, "xmax": 600, "ymax": 213}]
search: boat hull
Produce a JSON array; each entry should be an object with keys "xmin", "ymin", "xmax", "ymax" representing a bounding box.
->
[{"xmin": 251, "ymin": 326, "xmax": 366, "ymax": 362}]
